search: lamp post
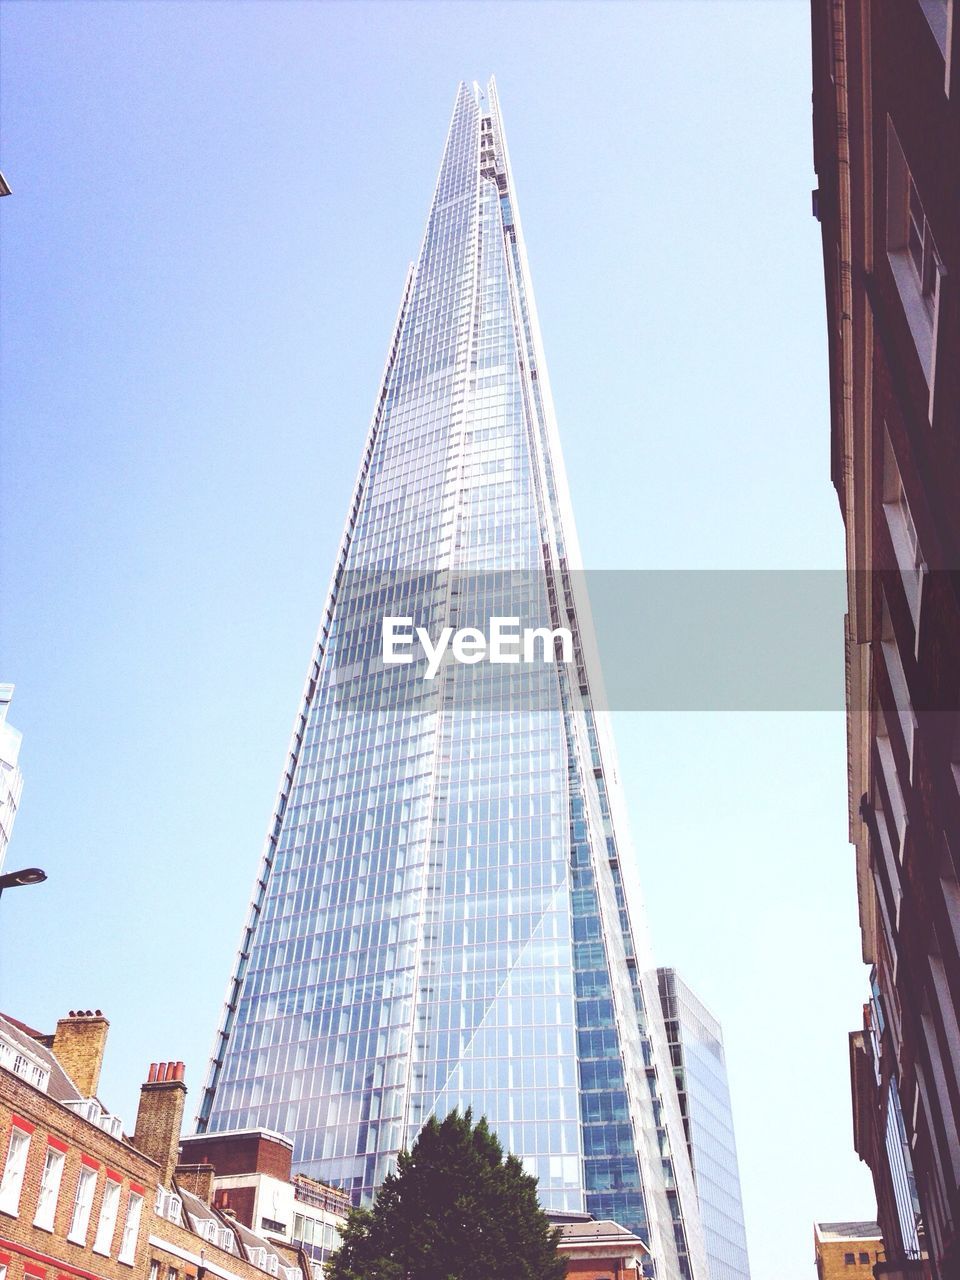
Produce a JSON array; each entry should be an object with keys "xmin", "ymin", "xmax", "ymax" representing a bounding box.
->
[{"xmin": 0, "ymin": 867, "xmax": 47, "ymax": 900}]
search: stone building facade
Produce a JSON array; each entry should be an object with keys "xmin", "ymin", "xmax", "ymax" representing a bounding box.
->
[{"xmin": 811, "ymin": 0, "xmax": 960, "ymax": 1274}]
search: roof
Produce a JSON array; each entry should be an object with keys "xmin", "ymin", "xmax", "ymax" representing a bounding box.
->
[
  {"xmin": 179, "ymin": 1185, "xmax": 220, "ymax": 1230},
  {"xmin": 815, "ymin": 1221, "xmax": 883, "ymax": 1241},
  {"xmin": 231, "ymin": 1213, "xmax": 298, "ymax": 1269},
  {"xmin": 557, "ymin": 1219, "xmax": 650, "ymax": 1255},
  {"xmin": 0, "ymin": 1011, "xmax": 83, "ymax": 1104},
  {"xmin": 175, "ymin": 1185, "xmax": 301, "ymax": 1277},
  {"xmin": 181, "ymin": 1127, "xmax": 293, "ymax": 1150}
]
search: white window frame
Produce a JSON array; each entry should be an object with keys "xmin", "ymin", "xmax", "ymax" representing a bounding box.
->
[
  {"xmin": 33, "ymin": 1144, "xmax": 66, "ymax": 1231},
  {"xmin": 886, "ymin": 119, "xmax": 945, "ymax": 418},
  {"xmin": 67, "ymin": 1164, "xmax": 98, "ymax": 1244},
  {"xmin": 118, "ymin": 1190, "xmax": 144, "ymax": 1265},
  {"xmin": 93, "ymin": 1174, "xmax": 123, "ymax": 1256},
  {"xmin": 0, "ymin": 1123, "xmax": 32, "ymax": 1217}
]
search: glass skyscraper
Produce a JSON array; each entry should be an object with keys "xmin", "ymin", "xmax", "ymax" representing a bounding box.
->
[
  {"xmin": 198, "ymin": 80, "xmax": 708, "ymax": 1280},
  {"xmin": 656, "ymin": 969, "xmax": 751, "ymax": 1280}
]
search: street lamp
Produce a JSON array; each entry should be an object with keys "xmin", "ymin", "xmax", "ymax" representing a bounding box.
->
[{"xmin": 0, "ymin": 867, "xmax": 48, "ymax": 900}]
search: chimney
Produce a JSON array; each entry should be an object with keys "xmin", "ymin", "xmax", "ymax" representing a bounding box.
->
[
  {"xmin": 174, "ymin": 1162, "xmax": 216, "ymax": 1205},
  {"xmin": 133, "ymin": 1061, "xmax": 187, "ymax": 1186},
  {"xmin": 52, "ymin": 1010, "xmax": 109, "ymax": 1097}
]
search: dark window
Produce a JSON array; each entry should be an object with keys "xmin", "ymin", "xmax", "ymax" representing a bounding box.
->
[
  {"xmin": 844, "ymin": 1255, "xmax": 855, "ymax": 1266},
  {"xmin": 859, "ymin": 1254, "xmax": 870, "ymax": 1265}
]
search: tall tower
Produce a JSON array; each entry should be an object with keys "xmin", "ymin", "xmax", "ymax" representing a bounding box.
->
[
  {"xmin": 657, "ymin": 969, "xmax": 751, "ymax": 1280},
  {"xmin": 0, "ymin": 684, "xmax": 24, "ymax": 875},
  {"xmin": 198, "ymin": 81, "xmax": 707, "ymax": 1280}
]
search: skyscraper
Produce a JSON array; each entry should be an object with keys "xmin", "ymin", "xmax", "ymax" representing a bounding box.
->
[
  {"xmin": 198, "ymin": 80, "xmax": 707, "ymax": 1280},
  {"xmin": 657, "ymin": 969, "xmax": 751, "ymax": 1280},
  {"xmin": 0, "ymin": 684, "xmax": 24, "ymax": 875}
]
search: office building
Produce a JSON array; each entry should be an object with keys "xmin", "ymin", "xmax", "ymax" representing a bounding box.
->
[
  {"xmin": 177, "ymin": 1129, "xmax": 349, "ymax": 1270},
  {"xmin": 656, "ymin": 971, "xmax": 750, "ymax": 1280},
  {"xmin": 196, "ymin": 79, "xmax": 710, "ymax": 1279},
  {"xmin": 811, "ymin": 1, "xmax": 960, "ymax": 1275},
  {"xmin": 0, "ymin": 685, "xmax": 24, "ymax": 875}
]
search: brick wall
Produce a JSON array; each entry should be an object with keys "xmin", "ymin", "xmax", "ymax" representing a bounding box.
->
[
  {"xmin": 178, "ymin": 1135, "xmax": 291, "ymax": 1183},
  {"xmin": 49, "ymin": 1017, "xmax": 109, "ymax": 1101},
  {"xmin": 0, "ymin": 1068, "xmax": 159, "ymax": 1280}
]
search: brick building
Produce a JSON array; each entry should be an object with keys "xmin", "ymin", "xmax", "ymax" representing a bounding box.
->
[
  {"xmin": 176, "ymin": 1132, "xmax": 348, "ymax": 1270},
  {"xmin": 814, "ymin": 1222, "xmax": 884, "ymax": 1280},
  {"xmin": 0, "ymin": 1012, "xmax": 319, "ymax": 1280},
  {"xmin": 551, "ymin": 1217, "xmax": 649, "ymax": 1280},
  {"xmin": 811, "ymin": 1, "xmax": 960, "ymax": 1276}
]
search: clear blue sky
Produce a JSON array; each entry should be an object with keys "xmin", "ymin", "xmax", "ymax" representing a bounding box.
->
[{"xmin": 0, "ymin": 3, "xmax": 874, "ymax": 1277}]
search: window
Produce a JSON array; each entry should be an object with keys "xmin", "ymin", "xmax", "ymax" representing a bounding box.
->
[
  {"xmin": 149, "ymin": 1262, "xmax": 160, "ymax": 1280},
  {"xmin": 876, "ymin": 719, "xmax": 908, "ymax": 867},
  {"xmin": 0, "ymin": 1122, "xmax": 32, "ymax": 1216},
  {"xmin": 918, "ymin": 0, "xmax": 950, "ymax": 57},
  {"xmin": 886, "ymin": 120, "xmax": 944, "ymax": 403},
  {"xmin": 859, "ymin": 1253, "xmax": 870, "ymax": 1265},
  {"xmin": 33, "ymin": 1144, "xmax": 66, "ymax": 1231},
  {"xmin": 93, "ymin": 1175, "xmax": 122, "ymax": 1255},
  {"xmin": 844, "ymin": 1254, "xmax": 855, "ymax": 1265},
  {"xmin": 880, "ymin": 597, "xmax": 917, "ymax": 774},
  {"xmin": 882, "ymin": 428, "xmax": 926, "ymax": 634},
  {"xmin": 118, "ymin": 1190, "xmax": 144, "ymax": 1265},
  {"xmin": 67, "ymin": 1165, "xmax": 98, "ymax": 1244}
]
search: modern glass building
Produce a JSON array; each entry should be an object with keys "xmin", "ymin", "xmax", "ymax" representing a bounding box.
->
[
  {"xmin": 0, "ymin": 684, "xmax": 24, "ymax": 875},
  {"xmin": 197, "ymin": 80, "xmax": 708, "ymax": 1280},
  {"xmin": 656, "ymin": 969, "xmax": 751, "ymax": 1280}
]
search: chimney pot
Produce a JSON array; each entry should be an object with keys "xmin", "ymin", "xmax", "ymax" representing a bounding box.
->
[{"xmin": 134, "ymin": 1057, "xmax": 188, "ymax": 1186}]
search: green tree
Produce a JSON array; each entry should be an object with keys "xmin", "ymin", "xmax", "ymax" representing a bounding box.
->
[{"xmin": 325, "ymin": 1109, "xmax": 567, "ymax": 1280}]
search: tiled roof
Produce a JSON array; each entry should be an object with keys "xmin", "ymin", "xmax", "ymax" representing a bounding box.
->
[
  {"xmin": 230, "ymin": 1215, "xmax": 294, "ymax": 1268},
  {"xmin": 0, "ymin": 1011, "xmax": 82, "ymax": 1104}
]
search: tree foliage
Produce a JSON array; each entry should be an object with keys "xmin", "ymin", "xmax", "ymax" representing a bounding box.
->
[{"xmin": 325, "ymin": 1109, "xmax": 567, "ymax": 1280}]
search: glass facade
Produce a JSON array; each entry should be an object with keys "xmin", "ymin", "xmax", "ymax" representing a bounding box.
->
[
  {"xmin": 197, "ymin": 81, "xmax": 707, "ymax": 1280},
  {"xmin": 657, "ymin": 969, "xmax": 751, "ymax": 1280}
]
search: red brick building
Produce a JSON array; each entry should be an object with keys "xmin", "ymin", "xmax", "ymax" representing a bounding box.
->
[
  {"xmin": 176, "ymin": 1131, "xmax": 348, "ymax": 1270},
  {"xmin": 0, "ymin": 1013, "xmax": 316, "ymax": 1280},
  {"xmin": 811, "ymin": 1, "xmax": 960, "ymax": 1276},
  {"xmin": 552, "ymin": 1217, "xmax": 649, "ymax": 1280}
]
